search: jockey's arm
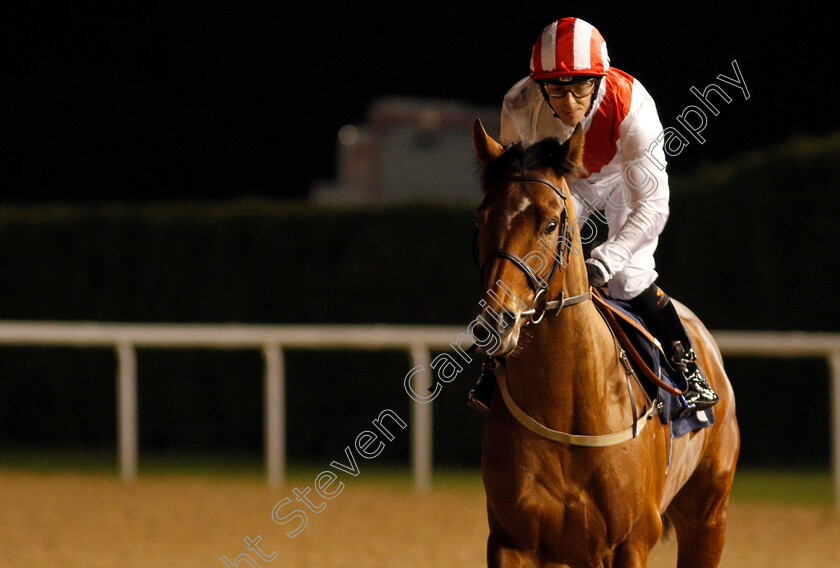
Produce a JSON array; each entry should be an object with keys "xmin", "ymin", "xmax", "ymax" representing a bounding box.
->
[
  {"xmin": 499, "ymin": 78, "xmax": 532, "ymax": 147},
  {"xmin": 589, "ymin": 81, "xmax": 670, "ymax": 276},
  {"xmin": 500, "ymin": 103, "xmax": 518, "ymax": 147}
]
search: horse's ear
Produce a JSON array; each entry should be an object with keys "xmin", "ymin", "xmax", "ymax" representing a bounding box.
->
[
  {"xmin": 565, "ymin": 123, "xmax": 585, "ymax": 168},
  {"xmin": 473, "ymin": 118, "xmax": 504, "ymax": 166}
]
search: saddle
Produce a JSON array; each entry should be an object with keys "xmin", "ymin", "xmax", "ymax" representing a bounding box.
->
[
  {"xmin": 590, "ymin": 287, "xmax": 683, "ymax": 396},
  {"xmin": 590, "ymin": 287, "xmax": 714, "ymax": 438}
]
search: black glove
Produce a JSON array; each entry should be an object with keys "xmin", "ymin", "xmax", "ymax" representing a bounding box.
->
[{"xmin": 585, "ymin": 258, "xmax": 611, "ymax": 288}]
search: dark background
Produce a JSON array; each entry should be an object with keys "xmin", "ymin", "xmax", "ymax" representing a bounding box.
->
[
  {"xmin": 5, "ymin": 3, "xmax": 838, "ymax": 203},
  {"xmin": 2, "ymin": 4, "xmax": 839, "ymax": 469}
]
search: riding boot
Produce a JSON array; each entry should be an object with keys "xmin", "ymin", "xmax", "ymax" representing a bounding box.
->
[
  {"xmin": 629, "ymin": 284, "xmax": 720, "ymax": 411},
  {"xmin": 467, "ymin": 357, "xmax": 497, "ymax": 414},
  {"xmin": 669, "ymin": 339, "xmax": 719, "ymax": 410}
]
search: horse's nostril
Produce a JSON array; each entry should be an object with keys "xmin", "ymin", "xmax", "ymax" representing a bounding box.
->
[
  {"xmin": 478, "ymin": 302, "xmax": 517, "ymax": 332},
  {"xmin": 502, "ymin": 310, "xmax": 517, "ymax": 328},
  {"xmin": 472, "ymin": 320, "xmax": 492, "ymax": 342}
]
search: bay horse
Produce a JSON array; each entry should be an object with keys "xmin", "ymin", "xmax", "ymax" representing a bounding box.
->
[{"xmin": 471, "ymin": 119, "xmax": 739, "ymax": 568}]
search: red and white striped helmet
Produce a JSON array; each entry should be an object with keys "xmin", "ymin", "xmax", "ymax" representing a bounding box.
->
[{"xmin": 530, "ymin": 17, "xmax": 610, "ymax": 80}]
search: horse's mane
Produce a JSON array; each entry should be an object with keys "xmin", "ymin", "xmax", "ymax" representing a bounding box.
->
[{"xmin": 480, "ymin": 137, "xmax": 577, "ymax": 190}]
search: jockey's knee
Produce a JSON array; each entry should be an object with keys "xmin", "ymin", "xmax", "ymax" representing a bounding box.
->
[{"xmin": 607, "ymin": 268, "xmax": 657, "ymax": 300}]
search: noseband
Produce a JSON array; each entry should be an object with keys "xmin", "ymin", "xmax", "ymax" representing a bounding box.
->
[{"xmin": 478, "ymin": 175, "xmax": 590, "ymax": 324}]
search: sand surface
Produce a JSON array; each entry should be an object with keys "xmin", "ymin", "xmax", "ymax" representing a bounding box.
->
[{"xmin": 1, "ymin": 471, "xmax": 838, "ymax": 567}]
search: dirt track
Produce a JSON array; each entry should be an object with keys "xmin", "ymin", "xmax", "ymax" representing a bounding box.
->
[{"xmin": 1, "ymin": 471, "xmax": 838, "ymax": 567}]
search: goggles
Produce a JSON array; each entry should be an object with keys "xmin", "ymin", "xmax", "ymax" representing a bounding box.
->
[{"xmin": 540, "ymin": 78, "xmax": 597, "ymax": 99}]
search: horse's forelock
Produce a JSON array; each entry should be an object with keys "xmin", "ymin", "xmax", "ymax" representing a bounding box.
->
[{"xmin": 481, "ymin": 139, "xmax": 575, "ymax": 192}]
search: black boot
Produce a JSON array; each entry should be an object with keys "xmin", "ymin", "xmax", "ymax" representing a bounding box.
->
[
  {"xmin": 467, "ymin": 357, "xmax": 497, "ymax": 414},
  {"xmin": 629, "ymin": 284, "xmax": 719, "ymax": 411},
  {"xmin": 669, "ymin": 340, "xmax": 719, "ymax": 410}
]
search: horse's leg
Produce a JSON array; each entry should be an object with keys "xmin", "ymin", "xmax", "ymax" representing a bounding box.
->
[
  {"xmin": 486, "ymin": 507, "xmax": 540, "ymax": 568},
  {"xmin": 610, "ymin": 507, "xmax": 663, "ymax": 568},
  {"xmin": 665, "ymin": 456, "xmax": 737, "ymax": 568},
  {"xmin": 666, "ymin": 308, "xmax": 739, "ymax": 568},
  {"xmin": 486, "ymin": 528, "xmax": 537, "ymax": 568}
]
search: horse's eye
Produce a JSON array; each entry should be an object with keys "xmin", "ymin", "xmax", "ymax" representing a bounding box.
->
[{"xmin": 544, "ymin": 220, "xmax": 558, "ymax": 234}]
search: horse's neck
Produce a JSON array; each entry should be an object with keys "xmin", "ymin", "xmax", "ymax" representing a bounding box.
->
[
  {"xmin": 506, "ymin": 262, "xmax": 617, "ymax": 428},
  {"xmin": 510, "ymin": 300, "xmax": 612, "ymax": 387}
]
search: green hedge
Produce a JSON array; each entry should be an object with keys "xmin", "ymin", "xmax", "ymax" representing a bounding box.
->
[
  {"xmin": 0, "ymin": 201, "xmax": 479, "ymax": 324},
  {"xmin": 658, "ymin": 132, "xmax": 840, "ymax": 332},
  {"xmin": 0, "ymin": 132, "xmax": 837, "ymax": 467}
]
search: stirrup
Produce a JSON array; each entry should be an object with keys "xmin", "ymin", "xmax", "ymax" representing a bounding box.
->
[
  {"xmin": 467, "ymin": 388, "xmax": 490, "ymax": 414},
  {"xmin": 467, "ymin": 359, "xmax": 497, "ymax": 414}
]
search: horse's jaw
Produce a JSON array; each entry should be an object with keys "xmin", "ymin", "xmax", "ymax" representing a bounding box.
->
[{"xmin": 476, "ymin": 320, "xmax": 522, "ymax": 358}]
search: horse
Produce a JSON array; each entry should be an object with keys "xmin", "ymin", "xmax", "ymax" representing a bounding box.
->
[{"xmin": 471, "ymin": 119, "xmax": 740, "ymax": 568}]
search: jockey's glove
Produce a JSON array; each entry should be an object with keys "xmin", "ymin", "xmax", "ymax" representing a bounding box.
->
[{"xmin": 585, "ymin": 258, "xmax": 611, "ymax": 288}]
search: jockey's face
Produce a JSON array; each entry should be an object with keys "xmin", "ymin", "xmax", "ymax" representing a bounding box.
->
[{"xmin": 543, "ymin": 78, "xmax": 596, "ymax": 126}]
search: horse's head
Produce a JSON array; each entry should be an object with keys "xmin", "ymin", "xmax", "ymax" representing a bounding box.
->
[{"xmin": 470, "ymin": 119, "xmax": 585, "ymax": 357}]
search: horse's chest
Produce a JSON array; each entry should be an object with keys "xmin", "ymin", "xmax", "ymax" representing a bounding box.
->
[
  {"xmin": 538, "ymin": 481, "xmax": 637, "ymax": 554},
  {"xmin": 483, "ymin": 416, "xmax": 652, "ymax": 562}
]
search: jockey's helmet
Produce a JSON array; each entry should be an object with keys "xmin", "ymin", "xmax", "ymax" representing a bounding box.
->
[{"xmin": 530, "ymin": 17, "xmax": 609, "ymax": 81}]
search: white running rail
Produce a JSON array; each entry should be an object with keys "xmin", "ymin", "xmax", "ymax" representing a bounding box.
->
[{"xmin": 0, "ymin": 323, "xmax": 839, "ymax": 506}]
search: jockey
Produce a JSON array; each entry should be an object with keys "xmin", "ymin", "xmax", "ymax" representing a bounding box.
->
[{"xmin": 469, "ymin": 17, "xmax": 719, "ymax": 413}]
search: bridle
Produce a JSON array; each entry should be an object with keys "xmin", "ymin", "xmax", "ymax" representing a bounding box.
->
[{"xmin": 477, "ymin": 175, "xmax": 590, "ymax": 324}]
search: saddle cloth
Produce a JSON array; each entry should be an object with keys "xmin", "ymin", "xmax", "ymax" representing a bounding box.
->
[{"xmin": 592, "ymin": 290, "xmax": 715, "ymax": 439}]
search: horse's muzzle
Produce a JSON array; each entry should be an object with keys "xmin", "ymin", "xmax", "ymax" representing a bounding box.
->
[{"xmin": 471, "ymin": 305, "xmax": 521, "ymax": 357}]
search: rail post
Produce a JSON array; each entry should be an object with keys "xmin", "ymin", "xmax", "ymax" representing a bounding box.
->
[
  {"xmin": 830, "ymin": 350, "xmax": 840, "ymax": 509},
  {"xmin": 116, "ymin": 342, "xmax": 138, "ymax": 482},
  {"xmin": 263, "ymin": 344, "xmax": 285, "ymax": 489},
  {"xmin": 409, "ymin": 344, "xmax": 433, "ymax": 493}
]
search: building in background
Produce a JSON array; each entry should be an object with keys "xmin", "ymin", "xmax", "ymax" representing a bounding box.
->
[{"xmin": 312, "ymin": 97, "xmax": 501, "ymax": 205}]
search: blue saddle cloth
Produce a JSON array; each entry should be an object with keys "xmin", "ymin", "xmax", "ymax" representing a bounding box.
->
[{"xmin": 600, "ymin": 294, "xmax": 715, "ymax": 439}]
